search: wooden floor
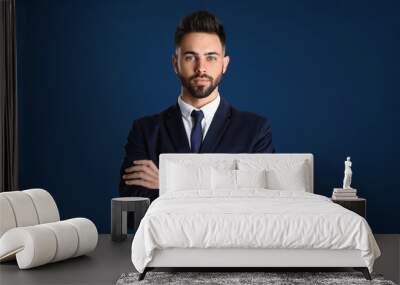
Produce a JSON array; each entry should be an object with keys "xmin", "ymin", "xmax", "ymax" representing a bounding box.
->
[{"xmin": 0, "ymin": 234, "xmax": 398, "ymax": 285}]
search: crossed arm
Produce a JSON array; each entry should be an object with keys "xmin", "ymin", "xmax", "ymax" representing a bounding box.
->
[
  {"xmin": 119, "ymin": 116, "xmax": 275, "ymax": 195},
  {"xmin": 119, "ymin": 119, "xmax": 159, "ymax": 197},
  {"xmin": 122, "ymin": 160, "xmax": 159, "ymax": 189}
]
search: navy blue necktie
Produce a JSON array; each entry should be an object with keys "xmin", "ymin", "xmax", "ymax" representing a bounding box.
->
[{"xmin": 190, "ymin": 110, "xmax": 204, "ymax": 153}]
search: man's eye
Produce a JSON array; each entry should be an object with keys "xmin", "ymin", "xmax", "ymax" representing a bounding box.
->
[
  {"xmin": 185, "ymin": 56, "xmax": 195, "ymax": 61},
  {"xmin": 207, "ymin": 56, "xmax": 217, "ymax": 61}
]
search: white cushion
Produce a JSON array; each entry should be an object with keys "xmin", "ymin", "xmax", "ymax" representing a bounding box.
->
[
  {"xmin": 237, "ymin": 169, "xmax": 267, "ymax": 188},
  {"xmin": 65, "ymin": 218, "xmax": 98, "ymax": 257},
  {"xmin": 161, "ymin": 155, "xmax": 236, "ymax": 195},
  {"xmin": 211, "ymin": 169, "xmax": 267, "ymax": 191},
  {"xmin": 0, "ymin": 189, "xmax": 60, "ymax": 238},
  {"xmin": 238, "ymin": 159, "xmax": 309, "ymax": 191},
  {"xmin": 0, "ymin": 218, "xmax": 97, "ymax": 269},
  {"xmin": 42, "ymin": 221, "xmax": 79, "ymax": 262},
  {"xmin": 0, "ymin": 191, "xmax": 39, "ymax": 227},
  {"xmin": 212, "ymin": 168, "xmax": 236, "ymax": 190},
  {"xmin": 266, "ymin": 166, "xmax": 307, "ymax": 191},
  {"xmin": 166, "ymin": 162, "xmax": 212, "ymax": 191},
  {"xmin": 0, "ymin": 225, "xmax": 57, "ymax": 269},
  {"xmin": 0, "ymin": 196, "xmax": 17, "ymax": 237},
  {"xmin": 24, "ymin": 189, "xmax": 60, "ymax": 223}
]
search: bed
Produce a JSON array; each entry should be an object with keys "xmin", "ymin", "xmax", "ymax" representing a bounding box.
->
[{"xmin": 131, "ymin": 154, "xmax": 380, "ymax": 280}]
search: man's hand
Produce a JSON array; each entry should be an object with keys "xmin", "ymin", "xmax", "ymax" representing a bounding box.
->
[{"xmin": 122, "ymin": 160, "xmax": 159, "ymax": 189}]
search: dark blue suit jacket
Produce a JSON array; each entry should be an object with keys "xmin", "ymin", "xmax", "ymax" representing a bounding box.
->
[{"xmin": 119, "ymin": 97, "xmax": 275, "ymax": 200}]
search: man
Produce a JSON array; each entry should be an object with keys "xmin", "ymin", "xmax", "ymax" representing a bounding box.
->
[{"xmin": 119, "ymin": 11, "xmax": 275, "ymax": 202}]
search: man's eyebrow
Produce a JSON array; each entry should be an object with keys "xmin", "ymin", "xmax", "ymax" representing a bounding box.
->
[{"xmin": 183, "ymin": 51, "xmax": 221, "ymax": 56}]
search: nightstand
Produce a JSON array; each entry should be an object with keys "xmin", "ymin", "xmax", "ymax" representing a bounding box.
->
[
  {"xmin": 331, "ymin": 198, "xmax": 366, "ymax": 219},
  {"xmin": 111, "ymin": 197, "xmax": 150, "ymax": 242}
]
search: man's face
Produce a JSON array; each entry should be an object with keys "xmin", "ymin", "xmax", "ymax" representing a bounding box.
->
[{"xmin": 173, "ymin": 32, "xmax": 230, "ymax": 99}]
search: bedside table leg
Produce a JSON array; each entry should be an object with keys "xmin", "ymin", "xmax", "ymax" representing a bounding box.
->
[{"xmin": 111, "ymin": 202, "xmax": 127, "ymax": 242}]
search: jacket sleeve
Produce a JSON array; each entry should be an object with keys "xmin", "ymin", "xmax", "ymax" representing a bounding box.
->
[
  {"xmin": 252, "ymin": 117, "xmax": 276, "ymax": 153},
  {"xmin": 118, "ymin": 119, "xmax": 158, "ymax": 199}
]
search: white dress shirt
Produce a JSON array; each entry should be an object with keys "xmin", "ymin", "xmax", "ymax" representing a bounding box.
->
[{"xmin": 177, "ymin": 94, "xmax": 221, "ymax": 148}]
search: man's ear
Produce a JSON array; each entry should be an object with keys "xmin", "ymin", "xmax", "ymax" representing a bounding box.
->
[
  {"xmin": 222, "ymin": 55, "xmax": 230, "ymax": 74},
  {"xmin": 172, "ymin": 54, "xmax": 178, "ymax": 74}
]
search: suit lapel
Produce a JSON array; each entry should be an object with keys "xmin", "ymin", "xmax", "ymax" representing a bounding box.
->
[
  {"xmin": 165, "ymin": 104, "xmax": 191, "ymax": 153},
  {"xmin": 200, "ymin": 97, "xmax": 232, "ymax": 153}
]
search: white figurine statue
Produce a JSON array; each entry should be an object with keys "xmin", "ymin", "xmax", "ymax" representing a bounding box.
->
[{"xmin": 342, "ymin": 157, "xmax": 353, "ymax": 190}]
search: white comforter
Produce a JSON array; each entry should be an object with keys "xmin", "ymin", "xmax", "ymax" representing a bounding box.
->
[{"xmin": 131, "ymin": 190, "xmax": 380, "ymax": 273}]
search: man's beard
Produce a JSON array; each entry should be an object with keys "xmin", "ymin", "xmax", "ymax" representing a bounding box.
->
[{"xmin": 177, "ymin": 71, "xmax": 223, "ymax": 99}]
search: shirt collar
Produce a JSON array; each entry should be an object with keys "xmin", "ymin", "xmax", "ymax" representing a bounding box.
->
[{"xmin": 177, "ymin": 94, "xmax": 221, "ymax": 121}]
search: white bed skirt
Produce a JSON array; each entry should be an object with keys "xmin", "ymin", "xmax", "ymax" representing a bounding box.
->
[{"xmin": 147, "ymin": 248, "xmax": 366, "ymax": 268}]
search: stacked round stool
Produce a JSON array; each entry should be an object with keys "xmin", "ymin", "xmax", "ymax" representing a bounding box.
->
[{"xmin": 111, "ymin": 197, "xmax": 150, "ymax": 241}]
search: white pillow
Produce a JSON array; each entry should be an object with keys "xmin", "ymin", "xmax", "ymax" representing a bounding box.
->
[
  {"xmin": 237, "ymin": 159, "xmax": 309, "ymax": 191},
  {"xmin": 166, "ymin": 162, "xmax": 212, "ymax": 191},
  {"xmin": 211, "ymin": 169, "xmax": 267, "ymax": 190},
  {"xmin": 211, "ymin": 168, "xmax": 236, "ymax": 190},
  {"xmin": 237, "ymin": 169, "xmax": 267, "ymax": 188},
  {"xmin": 265, "ymin": 164, "xmax": 307, "ymax": 191}
]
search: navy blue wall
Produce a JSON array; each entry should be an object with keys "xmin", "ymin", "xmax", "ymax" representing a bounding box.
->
[{"xmin": 16, "ymin": 0, "xmax": 399, "ymax": 233}]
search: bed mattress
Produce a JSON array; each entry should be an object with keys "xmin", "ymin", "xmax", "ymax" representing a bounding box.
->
[{"xmin": 131, "ymin": 190, "xmax": 380, "ymax": 273}]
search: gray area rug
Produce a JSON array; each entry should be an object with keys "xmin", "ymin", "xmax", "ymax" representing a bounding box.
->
[{"xmin": 116, "ymin": 271, "xmax": 396, "ymax": 285}]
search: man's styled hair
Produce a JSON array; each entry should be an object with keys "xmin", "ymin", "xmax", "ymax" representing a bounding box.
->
[{"xmin": 175, "ymin": 11, "xmax": 226, "ymax": 49}]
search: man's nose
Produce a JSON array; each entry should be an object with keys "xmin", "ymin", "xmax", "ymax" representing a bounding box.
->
[{"xmin": 195, "ymin": 58, "xmax": 207, "ymax": 74}]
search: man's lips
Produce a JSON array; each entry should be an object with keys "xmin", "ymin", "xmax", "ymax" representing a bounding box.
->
[{"xmin": 192, "ymin": 78, "xmax": 210, "ymax": 85}]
